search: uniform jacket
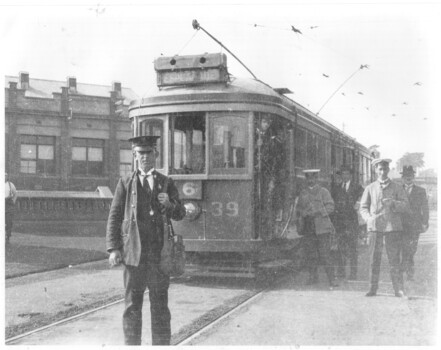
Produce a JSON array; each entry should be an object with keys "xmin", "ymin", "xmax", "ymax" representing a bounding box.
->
[
  {"xmin": 360, "ymin": 179, "xmax": 409, "ymax": 233},
  {"xmin": 106, "ymin": 170, "xmax": 186, "ymax": 267},
  {"xmin": 296, "ymin": 185, "xmax": 335, "ymax": 235},
  {"xmin": 333, "ymin": 180, "xmax": 364, "ymax": 231},
  {"xmin": 402, "ymin": 184, "xmax": 429, "ymax": 233}
]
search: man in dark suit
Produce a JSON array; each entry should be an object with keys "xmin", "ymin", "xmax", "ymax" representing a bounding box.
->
[
  {"xmin": 106, "ymin": 136, "xmax": 186, "ymax": 345},
  {"xmin": 400, "ymin": 165, "xmax": 429, "ymax": 281},
  {"xmin": 333, "ymin": 166, "xmax": 364, "ymax": 280}
]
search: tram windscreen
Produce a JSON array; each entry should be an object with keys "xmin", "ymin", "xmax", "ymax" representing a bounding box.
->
[
  {"xmin": 211, "ymin": 115, "xmax": 247, "ymax": 170},
  {"xmin": 171, "ymin": 113, "xmax": 205, "ymax": 174}
]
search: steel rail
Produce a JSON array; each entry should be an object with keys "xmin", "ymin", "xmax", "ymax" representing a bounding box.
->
[
  {"xmin": 5, "ymin": 297, "xmax": 126, "ymax": 344},
  {"xmin": 175, "ymin": 288, "xmax": 265, "ymax": 346}
]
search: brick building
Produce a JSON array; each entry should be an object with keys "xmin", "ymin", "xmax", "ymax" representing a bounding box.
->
[{"xmin": 4, "ymin": 72, "xmax": 138, "ymax": 192}]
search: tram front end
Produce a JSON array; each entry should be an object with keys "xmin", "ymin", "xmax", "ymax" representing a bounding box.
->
[{"xmin": 128, "ymin": 53, "xmax": 297, "ymax": 278}]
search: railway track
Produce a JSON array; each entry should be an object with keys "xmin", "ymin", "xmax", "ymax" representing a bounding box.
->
[
  {"xmin": 5, "ymin": 273, "xmax": 290, "ymax": 346},
  {"xmin": 5, "ymin": 297, "xmax": 126, "ymax": 345},
  {"xmin": 174, "ymin": 288, "xmax": 265, "ymax": 345}
]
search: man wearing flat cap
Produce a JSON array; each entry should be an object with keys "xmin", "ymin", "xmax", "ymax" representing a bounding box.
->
[
  {"xmin": 106, "ymin": 135, "xmax": 186, "ymax": 345},
  {"xmin": 360, "ymin": 158, "xmax": 410, "ymax": 297},
  {"xmin": 400, "ymin": 165, "xmax": 429, "ymax": 281},
  {"xmin": 296, "ymin": 169, "xmax": 337, "ymax": 287}
]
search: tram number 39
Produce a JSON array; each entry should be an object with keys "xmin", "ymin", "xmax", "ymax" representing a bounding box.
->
[{"xmin": 211, "ymin": 202, "xmax": 239, "ymax": 217}]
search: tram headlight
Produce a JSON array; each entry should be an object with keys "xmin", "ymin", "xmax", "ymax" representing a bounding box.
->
[{"xmin": 183, "ymin": 201, "xmax": 202, "ymax": 221}]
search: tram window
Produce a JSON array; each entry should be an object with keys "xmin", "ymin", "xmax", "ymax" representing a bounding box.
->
[
  {"xmin": 171, "ymin": 113, "xmax": 205, "ymax": 174},
  {"xmin": 306, "ymin": 132, "xmax": 317, "ymax": 168},
  {"xmin": 140, "ymin": 118, "xmax": 164, "ymax": 169},
  {"xmin": 210, "ymin": 115, "xmax": 247, "ymax": 171},
  {"xmin": 317, "ymin": 136, "xmax": 326, "ymax": 169},
  {"xmin": 346, "ymin": 148, "xmax": 353, "ymax": 167},
  {"xmin": 331, "ymin": 144, "xmax": 336, "ymax": 167},
  {"xmin": 325, "ymin": 140, "xmax": 332, "ymax": 171},
  {"xmin": 295, "ymin": 128, "xmax": 306, "ymax": 168}
]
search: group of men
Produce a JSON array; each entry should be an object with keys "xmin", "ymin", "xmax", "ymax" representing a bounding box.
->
[
  {"xmin": 296, "ymin": 158, "xmax": 429, "ymax": 297},
  {"xmin": 104, "ymin": 126, "xmax": 429, "ymax": 345}
]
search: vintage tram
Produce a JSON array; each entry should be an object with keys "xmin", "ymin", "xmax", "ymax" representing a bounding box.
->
[{"xmin": 128, "ymin": 53, "xmax": 372, "ymax": 278}]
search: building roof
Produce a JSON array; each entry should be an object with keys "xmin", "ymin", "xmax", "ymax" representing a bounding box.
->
[{"xmin": 5, "ymin": 75, "xmax": 138, "ymax": 104}]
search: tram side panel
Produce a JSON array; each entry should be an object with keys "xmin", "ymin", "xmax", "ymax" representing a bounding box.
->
[{"xmin": 172, "ymin": 180, "xmax": 254, "ymax": 253}]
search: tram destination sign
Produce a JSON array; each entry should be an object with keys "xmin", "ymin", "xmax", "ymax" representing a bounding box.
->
[
  {"xmin": 155, "ymin": 53, "xmax": 229, "ymax": 87},
  {"xmin": 157, "ymin": 68, "xmax": 228, "ymax": 87}
]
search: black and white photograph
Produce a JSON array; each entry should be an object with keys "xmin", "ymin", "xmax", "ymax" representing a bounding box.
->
[{"xmin": 1, "ymin": 0, "xmax": 439, "ymax": 346}]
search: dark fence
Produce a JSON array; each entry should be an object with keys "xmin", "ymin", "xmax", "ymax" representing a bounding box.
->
[{"xmin": 14, "ymin": 187, "xmax": 113, "ymax": 236}]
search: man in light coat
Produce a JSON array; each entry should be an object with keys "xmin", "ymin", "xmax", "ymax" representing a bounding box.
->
[
  {"xmin": 360, "ymin": 158, "xmax": 410, "ymax": 297},
  {"xmin": 106, "ymin": 136, "xmax": 186, "ymax": 345},
  {"xmin": 296, "ymin": 169, "xmax": 337, "ymax": 287}
]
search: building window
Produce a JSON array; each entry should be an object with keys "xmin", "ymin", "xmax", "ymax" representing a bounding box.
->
[
  {"xmin": 120, "ymin": 147, "xmax": 133, "ymax": 177},
  {"xmin": 20, "ymin": 135, "xmax": 55, "ymax": 175},
  {"xmin": 72, "ymin": 138, "xmax": 104, "ymax": 176}
]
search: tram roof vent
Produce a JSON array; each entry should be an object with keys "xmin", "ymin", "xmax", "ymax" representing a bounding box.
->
[
  {"xmin": 273, "ymin": 87, "xmax": 293, "ymax": 95},
  {"xmin": 154, "ymin": 53, "xmax": 229, "ymax": 87}
]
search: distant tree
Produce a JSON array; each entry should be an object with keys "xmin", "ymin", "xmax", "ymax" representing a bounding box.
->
[
  {"xmin": 396, "ymin": 152, "xmax": 425, "ymax": 172},
  {"xmin": 418, "ymin": 168, "xmax": 437, "ymax": 178}
]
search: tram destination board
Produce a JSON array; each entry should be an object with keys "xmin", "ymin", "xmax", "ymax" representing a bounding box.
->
[{"xmin": 156, "ymin": 67, "xmax": 228, "ymax": 87}]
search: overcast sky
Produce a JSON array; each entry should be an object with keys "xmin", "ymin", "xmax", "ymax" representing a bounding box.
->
[{"xmin": 1, "ymin": 0, "xmax": 440, "ymax": 170}]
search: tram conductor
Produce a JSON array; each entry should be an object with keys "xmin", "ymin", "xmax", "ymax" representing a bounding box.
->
[
  {"xmin": 106, "ymin": 135, "xmax": 186, "ymax": 345},
  {"xmin": 296, "ymin": 169, "xmax": 337, "ymax": 287}
]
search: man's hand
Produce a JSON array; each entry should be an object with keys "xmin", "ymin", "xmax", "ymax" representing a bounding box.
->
[
  {"xmin": 158, "ymin": 192, "xmax": 171, "ymax": 208},
  {"xmin": 109, "ymin": 250, "xmax": 123, "ymax": 267},
  {"xmin": 382, "ymin": 198, "xmax": 393, "ymax": 208}
]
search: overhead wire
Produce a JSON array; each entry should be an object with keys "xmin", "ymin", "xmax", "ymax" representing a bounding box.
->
[{"xmin": 176, "ymin": 29, "xmax": 200, "ymax": 56}]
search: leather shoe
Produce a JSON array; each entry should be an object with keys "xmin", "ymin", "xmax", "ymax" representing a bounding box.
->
[
  {"xmin": 395, "ymin": 290, "xmax": 405, "ymax": 298},
  {"xmin": 365, "ymin": 290, "xmax": 377, "ymax": 297}
]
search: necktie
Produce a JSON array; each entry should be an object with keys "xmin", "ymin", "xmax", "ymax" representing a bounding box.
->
[{"xmin": 142, "ymin": 175, "xmax": 151, "ymax": 192}]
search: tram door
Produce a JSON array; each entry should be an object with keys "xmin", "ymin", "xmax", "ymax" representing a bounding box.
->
[{"xmin": 254, "ymin": 113, "xmax": 289, "ymax": 240}]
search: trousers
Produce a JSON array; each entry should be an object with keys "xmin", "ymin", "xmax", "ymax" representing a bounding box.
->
[
  {"xmin": 123, "ymin": 261, "xmax": 171, "ymax": 345},
  {"xmin": 368, "ymin": 231, "xmax": 403, "ymax": 293},
  {"xmin": 335, "ymin": 229, "xmax": 358, "ymax": 278},
  {"xmin": 401, "ymin": 230, "xmax": 420, "ymax": 278},
  {"xmin": 303, "ymin": 232, "xmax": 335, "ymax": 283}
]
